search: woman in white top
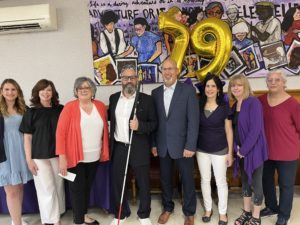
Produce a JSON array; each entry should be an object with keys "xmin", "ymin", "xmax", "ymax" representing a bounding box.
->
[{"xmin": 56, "ymin": 77, "xmax": 109, "ymax": 225}]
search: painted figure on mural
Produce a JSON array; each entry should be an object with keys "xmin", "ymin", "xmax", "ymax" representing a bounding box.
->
[
  {"xmin": 251, "ymin": 2, "xmax": 281, "ymax": 46},
  {"xmin": 232, "ymin": 22, "xmax": 253, "ymax": 50},
  {"xmin": 119, "ymin": 17, "xmax": 162, "ymax": 64},
  {"xmin": 99, "ymin": 10, "xmax": 127, "ymax": 57},
  {"xmin": 281, "ymin": 6, "xmax": 300, "ymax": 47},
  {"xmin": 189, "ymin": 7, "xmax": 204, "ymax": 30},
  {"xmin": 205, "ymin": 2, "xmax": 224, "ymax": 19}
]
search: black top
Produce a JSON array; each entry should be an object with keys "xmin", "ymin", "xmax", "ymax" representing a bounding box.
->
[
  {"xmin": 19, "ymin": 105, "xmax": 63, "ymax": 159},
  {"xmin": 197, "ymin": 103, "xmax": 230, "ymax": 153},
  {"xmin": 232, "ymin": 111, "xmax": 241, "ymax": 146}
]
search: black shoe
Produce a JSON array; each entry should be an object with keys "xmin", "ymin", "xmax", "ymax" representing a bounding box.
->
[
  {"xmin": 85, "ymin": 220, "xmax": 100, "ymax": 225},
  {"xmin": 202, "ymin": 211, "xmax": 213, "ymax": 223},
  {"xmin": 260, "ymin": 207, "xmax": 277, "ymax": 217},
  {"xmin": 276, "ymin": 217, "xmax": 289, "ymax": 225}
]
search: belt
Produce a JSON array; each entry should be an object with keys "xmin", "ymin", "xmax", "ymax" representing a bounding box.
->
[{"xmin": 115, "ymin": 141, "xmax": 130, "ymax": 148}]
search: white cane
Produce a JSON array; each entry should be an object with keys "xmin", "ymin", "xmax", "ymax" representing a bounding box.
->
[{"xmin": 117, "ymin": 82, "xmax": 141, "ymax": 225}]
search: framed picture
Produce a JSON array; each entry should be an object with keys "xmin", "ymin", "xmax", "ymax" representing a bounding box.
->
[
  {"xmin": 239, "ymin": 44, "xmax": 260, "ymax": 75},
  {"xmin": 224, "ymin": 48, "xmax": 247, "ymax": 78},
  {"xmin": 115, "ymin": 58, "xmax": 138, "ymax": 80},
  {"xmin": 284, "ymin": 40, "xmax": 300, "ymax": 75},
  {"xmin": 137, "ymin": 63, "xmax": 158, "ymax": 84},
  {"xmin": 261, "ymin": 41, "xmax": 287, "ymax": 70},
  {"xmin": 180, "ymin": 54, "xmax": 200, "ymax": 79},
  {"xmin": 93, "ymin": 54, "xmax": 118, "ymax": 85}
]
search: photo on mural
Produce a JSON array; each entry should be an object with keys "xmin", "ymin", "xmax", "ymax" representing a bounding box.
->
[{"xmin": 89, "ymin": 0, "xmax": 300, "ymax": 85}]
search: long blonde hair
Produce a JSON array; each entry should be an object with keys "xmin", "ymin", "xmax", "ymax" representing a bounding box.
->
[
  {"xmin": 0, "ymin": 79, "xmax": 26, "ymax": 117},
  {"xmin": 227, "ymin": 74, "xmax": 253, "ymax": 101}
]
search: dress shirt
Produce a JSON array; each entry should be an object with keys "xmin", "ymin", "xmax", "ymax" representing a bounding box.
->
[
  {"xmin": 114, "ymin": 92, "xmax": 136, "ymax": 143},
  {"xmin": 164, "ymin": 81, "xmax": 177, "ymax": 116}
]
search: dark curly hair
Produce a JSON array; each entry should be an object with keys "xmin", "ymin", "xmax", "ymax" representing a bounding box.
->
[
  {"xmin": 100, "ymin": 10, "xmax": 119, "ymax": 26},
  {"xmin": 30, "ymin": 79, "xmax": 59, "ymax": 107},
  {"xmin": 134, "ymin": 17, "xmax": 150, "ymax": 31},
  {"xmin": 282, "ymin": 6, "xmax": 300, "ymax": 32}
]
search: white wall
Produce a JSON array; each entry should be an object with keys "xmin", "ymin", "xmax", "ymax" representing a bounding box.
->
[{"xmin": 0, "ymin": 0, "xmax": 299, "ymax": 105}]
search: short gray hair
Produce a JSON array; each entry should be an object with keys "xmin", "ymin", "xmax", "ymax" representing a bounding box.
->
[
  {"xmin": 266, "ymin": 69, "xmax": 287, "ymax": 82},
  {"xmin": 73, "ymin": 77, "xmax": 97, "ymax": 98},
  {"xmin": 120, "ymin": 64, "xmax": 137, "ymax": 77}
]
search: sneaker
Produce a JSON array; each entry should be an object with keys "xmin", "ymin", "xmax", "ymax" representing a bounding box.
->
[
  {"xmin": 110, "ymin": 218, "xmax": 126, "ymax": 225},
  {"xmin": 12, "ymin": 219, "xmax": 29, "ymax": 225},
  {"xmin": 260, "ymin": 207, "xmax": 278, "ymax": 217},
  {"xmin": 276, "ymin": 217, "xmax": 289, "ymax": 225},
  {"xmin": 139, "ymin": 218, "xmax": 152, "ymax": 225}
]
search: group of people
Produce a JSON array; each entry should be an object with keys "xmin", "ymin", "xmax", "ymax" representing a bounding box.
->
[{"xmin": 0, "ymin": 58, "xmax": 299, "ymax": 225}]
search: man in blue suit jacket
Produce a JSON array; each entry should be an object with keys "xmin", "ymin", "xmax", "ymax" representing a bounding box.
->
[{"xmin": 151, "ymin": 58, "xmax": 199, "ymax": 225}]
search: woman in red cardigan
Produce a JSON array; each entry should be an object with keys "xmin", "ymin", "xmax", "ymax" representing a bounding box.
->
[{"xmin": 56, "ymin": 77, "xmax": 109, "ymax": 225}]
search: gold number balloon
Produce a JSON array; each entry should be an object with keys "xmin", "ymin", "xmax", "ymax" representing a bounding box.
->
[
  {"xmin": 158, "ymin": 12, "xmax": 190, "ymax": 74},
  {"xmin": 191, "ymin": 18, "xmax": 232, "ymax": 80}
]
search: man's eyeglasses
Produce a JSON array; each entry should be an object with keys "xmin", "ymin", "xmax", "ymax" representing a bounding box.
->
[{"xmin": 121, "ymin": 76, "xmax": 138, "ymax": 81}]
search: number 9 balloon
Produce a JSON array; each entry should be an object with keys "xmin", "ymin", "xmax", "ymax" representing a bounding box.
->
[
  {"xmin": 158, "ymin": 11, "xmax": 190, "ymax": 74},
  {"xmin": 191, "ymin": 18, "xmax": 232, "ymax": 80}
]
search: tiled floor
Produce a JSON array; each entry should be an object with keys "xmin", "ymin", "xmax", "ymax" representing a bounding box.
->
[{"xmin": 1, "ymin": 188, "xmax": 300, "ymax": 225}]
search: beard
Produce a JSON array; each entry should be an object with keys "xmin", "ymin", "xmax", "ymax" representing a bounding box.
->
[{"xmin": 123, "ymin": 83, "xmax": 136, "ymax": 95}]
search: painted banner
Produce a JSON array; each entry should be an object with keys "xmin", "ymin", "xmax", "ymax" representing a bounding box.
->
[{"xmin": 89, "ymin": 0, "xmax": 300, "ymax": 85}]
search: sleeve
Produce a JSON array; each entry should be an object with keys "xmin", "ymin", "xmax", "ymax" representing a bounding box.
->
[
  {"xmin": 291, "ymin": 102, "xmax": 300, "ymax": 136},
  {"xmin": 239, "ymin": 98, "xmax": 264, "ymax": 156},
  {"xmin": 19, "ymin": 109, "xmax": 34, "ymax": 134},
  {"xmin": 55, "ymin": 104, "xmax": 71, "ymax": 155},
  {"xmin": 136, "ymin": 95, "xmax": 157, "ymax": 134},
  {"xmin": 185, "ymin": 86, "xmax": 200, "ymax": 151}
]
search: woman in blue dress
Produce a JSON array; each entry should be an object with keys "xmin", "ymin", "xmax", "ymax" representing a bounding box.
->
[{"xmin": 0, "ymin": 79, "xmax": 32, "ymax": 225}]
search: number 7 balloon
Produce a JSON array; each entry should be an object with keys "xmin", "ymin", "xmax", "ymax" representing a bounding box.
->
[{"xmin": 158, "ymin": 11, "xmax": 190, "ymax": 75}]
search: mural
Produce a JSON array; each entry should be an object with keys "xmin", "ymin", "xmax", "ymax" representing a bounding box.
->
[{"xmin": 89, "ymin": 0, "xmax": 300, "ymax": 85}]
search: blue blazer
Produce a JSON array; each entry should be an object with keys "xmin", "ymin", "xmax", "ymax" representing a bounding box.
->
[{"xmin": 151, "ymin": 82, "xmax": 199, "ymax": 159}]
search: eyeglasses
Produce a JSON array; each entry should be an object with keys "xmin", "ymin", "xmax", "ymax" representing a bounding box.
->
[
  {"xmin": 121, "ymin": 76, "xmax": 137, "ymax": 81},
  {"xmin": 77, "ymin": 86, "xmax": 91, "ymax": 91},
  {"xmin": 161, "ymin": 67, "xmax": 176, "ymax": 72},
  {"xmin": 266, "ymin": 78, "xmax": 282, "ymax": 84}
]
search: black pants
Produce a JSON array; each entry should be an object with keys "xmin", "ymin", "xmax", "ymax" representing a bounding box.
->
[
  {"xmin": 239, "ymin": 159, "xmax": 264, "ymax": 205},
  {"xmin": 111, "ymin": 141, "xmax": 151, "ymax": 219},
  {"xmin": 159, "ymin": 152, "xmax": 196, "ymax": 216},
  {"xmin": 263, "ymin": 159, "xmax": 298, "ymax": 220},
  {"xmin": 68, "ymin": 161, "xmax": 98, "ymax": 224}
]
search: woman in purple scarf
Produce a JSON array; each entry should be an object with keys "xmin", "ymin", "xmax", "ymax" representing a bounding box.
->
[{"xmin": 228, "ymin": 74, "xmax": 268, "ymax": 225}]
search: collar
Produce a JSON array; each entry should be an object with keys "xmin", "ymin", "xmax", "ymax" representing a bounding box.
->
[
  {"xmin": 164, "ymin": 80, "xmax": 177, "ymax": 91},
  {"xmin": 120, "ymin": 91, "xmax": 136, "ymax": 99}
]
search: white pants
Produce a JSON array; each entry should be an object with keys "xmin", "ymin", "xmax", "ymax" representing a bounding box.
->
[
  {"xmin": 196, "ymin": 152, "xmax": 228, "ymax": 215},
  {"xmin": 33, "ymin": 158, "xmax": 65, "ymax": 224}
]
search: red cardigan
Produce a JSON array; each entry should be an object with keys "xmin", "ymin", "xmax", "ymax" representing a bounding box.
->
[{"xmin": 56, "ymin": 99, "xmax": 109, "ymax": 168}]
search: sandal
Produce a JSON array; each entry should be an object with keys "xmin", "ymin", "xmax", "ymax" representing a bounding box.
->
[
  {"xmin": 235, "ymin": 210, "xmax": 251, "ymax": 225},
  {"xmin": 245, "ymin": 217, "xmax": 261, "ymax": 225}
]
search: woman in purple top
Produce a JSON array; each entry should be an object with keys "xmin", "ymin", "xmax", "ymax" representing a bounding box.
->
[
  {"xmin": 196, "ymin": 74, "xmax": 233, "ymax": 225},
  {"xmin": 228, "ymin": 74, "xmax": 268, "ymax": 225}
]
